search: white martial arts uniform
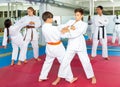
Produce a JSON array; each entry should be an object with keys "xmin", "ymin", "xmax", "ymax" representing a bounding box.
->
[
  {"xmin": 39, "ymin": 23, "xmax": 65, "ymax": 80},
  {"xmin": 58, "ymin": 20, "xmax": 94, "ymax": 82},
  {"xmin": 16, "ymin": 15, "xmax": 41, "ymax": 59},
  {"xmin": 91, "ymin": 14, "xmax": 109, "ymax": 58},
  {"xmin": 2, "ymin": 23, "xmax": 28, "ymax": 61},
  {"xmin": 86, "ymin": 19, "xmax": 92, "ymax": 40},
  {"xmin": 112, "ymin": 16, "xmax": 120, "ymax": 44}
]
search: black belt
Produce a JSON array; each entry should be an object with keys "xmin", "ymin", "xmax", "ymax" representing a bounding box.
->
[
  {"xmin": 98, "ymin": 26, "xmax": 105, "ymax": 40},
  {"xmin": 88, "ymin": 23, "xmax": 92, "ymax": 25},
  {"xmin": 115, "ymin": 23, "xmax": 120, "ymax": 25}
]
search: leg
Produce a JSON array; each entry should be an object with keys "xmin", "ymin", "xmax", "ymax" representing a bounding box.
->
[
  {"xmin": 18, "ymin": 42, "xmax": 28, "ymax": 65},
  {"xmin": 39, "ymin": 55, "xmax": 55, "ymax": 81},
  {"xmin": 53, "ymin": 50, "xmax": 77, "ymax": 85},
  {"xmin": 117, "ymin": 32, "xmax": 120, "ymax": 45},
  {"xmin": 23, "ymin": 40, "xmax": 29, "ymax": 63},
  {"xmin": 91, "ymin": 38, "xmax": 99, "ymax": 58},
  {"xmin": 77, "ymin": 51, "xmax": 96, "ymax": 84},
  {"xmin": 112, "ymin": 30, "xmax": 116, "ymax": 44},
  {"xmin": 31, "ymin": 40, "xmax": 41, "ymax": 61},
  {"xmin": 101, "ymin": 39, "xmax": 109, "ymax": 60},
  {"xmin": 11, "ymin": 43, "xmax": 19, "ymax": 65}
]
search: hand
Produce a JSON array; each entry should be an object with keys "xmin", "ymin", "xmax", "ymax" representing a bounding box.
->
[
  {"xmin": 70, "ymin": 26, "xmax": 75, "ymax": 30},
  {"xmin": 29, "ymin": 21, "xmax": 35, "ymax": 25},
  {"xmin": 61, "ymin": 28, "xmax": 69, "ymax": 34}
]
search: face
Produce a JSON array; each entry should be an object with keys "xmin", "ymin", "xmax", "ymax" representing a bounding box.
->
[
  {"xmin": 27, "ymin": 9, "xmax": 34, "ymax": 16},
  {"xmin": 75, "ymin": 12, "xmax": 83, "ymax": 21},
  {"xmin": 96, "ymin": 8, "xmax": 102, "ymax": 15},
  {"xmin": 46, "ymin": 18, "xmax": 53, "ymax": 23}
]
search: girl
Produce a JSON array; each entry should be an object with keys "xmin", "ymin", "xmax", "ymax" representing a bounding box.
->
[
  {"xmin": 2, "ymin": 19, "xmax": 29, "ymax": 65},
  {"xmin": 16, "ymin": 7, "xmax": 41, "ymax": 61}
]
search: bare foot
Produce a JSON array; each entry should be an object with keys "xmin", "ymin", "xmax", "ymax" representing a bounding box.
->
[
  {"xmin": 104, "ymin": 57, "xmax": 110, "ymax": 60},
  {"xmin": 70, "ymin": 77, "xmax": 78, "ymax": 83},
  {"xmin": 11, "ymin": 60, "xmax": 15, "ymax": 66},
  {"xmin": 52, "ymin": 77, "xmax": 61, "ymax": 85},
  {"xmin": 91, "ymin": 76, "xmax": 96, "ymax": 84},
  {"xmin": 24, "ymin": 60, "xmax": 28, "ymax": 64},
  {"xmin": 90, "ymin": 57, "xmax": 95, "ymax": 60},
  {"xmin": 17, "ymin": 61, "xmax": 22, "ymax": 65},
  {"xmin": 38, "ymin": 79, "xmax": 47, "ymax": 82},
  {"xmin": 36, "ymin": 58, "xmax": 41, "ymax": 61}
]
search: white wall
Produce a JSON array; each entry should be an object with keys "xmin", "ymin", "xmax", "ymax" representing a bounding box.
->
[{"xmin": 47, "ymin": 4, "xmax": 74, "ymax": 16}]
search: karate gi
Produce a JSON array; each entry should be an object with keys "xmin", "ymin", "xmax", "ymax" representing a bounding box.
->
[
  {"xmin": 91, "ymin": 15, "xmax": 109, "ymax": 58},
  {"xmin": 16, "ymin": 15, "xmax": 41, "ymax": 59},
  {"xmin": 2, "ymin": 23, "xmax": 28, "ymax": 61},
  {"xmin": 86, "ymin": 19, "xmax": 92, "ymax": 40},
  {"xmin": 58, "ymin": 20, "xmax": 94, "ymax": 82},
  {"xmin": 39, "ymin": 23, "xmax": 65, "ymax": 80},
  {"xmin": 112, "ymin": 16, "xmax": 120, "ymax": 44}
]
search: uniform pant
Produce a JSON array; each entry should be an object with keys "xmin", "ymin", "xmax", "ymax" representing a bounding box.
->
[
  {"xmin": 86, "ymin": 26, "xmax": 92, "ymax": 40},
  {"xmin": 58, "ymin": 50, "xmax": 94, "ymax": 82},
  {"xmin": 112, "ymin": 27, "xmax": 120, "ymax": 44},
  {"xmin": 11, "ymin": 42, "xmax": 26, "ymax": 61},
  {"xmin": 91, "ymin": 38, "xmax": 108, "ymax": 58},
  {"xmin": 39, "ymin": 55, "xmax": 64, "ymax": 80},
  {"xmin": 24, "ymin": 40, "xmax": 39, "ymax": 59}
]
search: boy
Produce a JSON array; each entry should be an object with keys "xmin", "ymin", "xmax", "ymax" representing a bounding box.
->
[
  {"xmin": 52, "ymin": 8, "xmax": 96, "ymax": 85},
  {"xmin": 91, "ymin": 6, "xmax": 109, "ymax": 60},
  {"xmin": 38, "ymin": 11, "xmax": 65, "ymax": 82}
]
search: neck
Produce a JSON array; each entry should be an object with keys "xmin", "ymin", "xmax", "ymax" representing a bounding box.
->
[
  {"xmin": 45, "ymin": 21, "xmax": 52, "ymax": 24},
  {"xmin": 28, "ymin": 15, "xmax": 34, "ymax": 16},
  {"xmin": 98, "ymin": 13, "xmax": 102, "ymax": 16}
]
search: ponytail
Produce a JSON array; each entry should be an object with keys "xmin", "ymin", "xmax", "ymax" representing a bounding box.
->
[{"xmin": 4, "ymin": 19, "xmax": 11, "ymax": 43}]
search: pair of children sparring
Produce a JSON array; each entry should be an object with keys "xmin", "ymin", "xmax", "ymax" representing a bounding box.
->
[
  {"xmin": 38, "ymin": 8, "xmax": 96, "ymax": 85},
  {"xmin": 2, "ymin": 7, "xmax": 96, "ymax": 84},
  {"xmin": 2, "ymin": 7, "xmax": 41, "ymax": 65}
]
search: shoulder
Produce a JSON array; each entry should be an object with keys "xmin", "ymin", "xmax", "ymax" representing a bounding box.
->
[
  {"xmin": 80, "ymin": 21, "xmax": 87, "ymax": 26},
  {"xmin": 34, "ymin": 15, "xmax": 40, "ymax": 19},
  {"xmin": 3, "ymin": 28, "xmax": 7, "ymax": 32}
]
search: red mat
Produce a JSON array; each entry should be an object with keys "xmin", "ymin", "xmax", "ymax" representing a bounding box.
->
[
  {"xmin": 0, "ymin": 54, "xmax": 120, "ymax": 87},
  {"xmin": 86, "ymin": 36, "xmax": 120, "ymax": 46}
]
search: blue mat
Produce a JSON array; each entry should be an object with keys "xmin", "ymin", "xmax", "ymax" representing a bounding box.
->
[{"xmin": 0, "ymin": 35, "xmax": 120, "ymax": 68}]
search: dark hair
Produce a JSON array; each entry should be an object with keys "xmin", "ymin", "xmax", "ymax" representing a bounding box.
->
[
  {"xmin": 97, "ymin": 6, "xmax": 103, "ymax": 10},
  {"xmin": 42, "ymin": 11, "xmax": 53, "ymax": 22},
  {"xmin": 74, "ymin": 8, "xmax": 84, "ymax": 15},
  {"xmin": 88, "ymin": 15, "xmax": 91, "ymax": 21},
  {"xmin": 4, "ymin": 19, "xmax": 12, "ymax": 43},
  {"xmin": 27, "ymin": 7, "xmax": 36, "ymax": 15}
]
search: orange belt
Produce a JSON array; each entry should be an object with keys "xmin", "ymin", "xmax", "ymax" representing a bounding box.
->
[{"xmin": 47, "ymin": 41, "xmax": 61, "ymax": 45}]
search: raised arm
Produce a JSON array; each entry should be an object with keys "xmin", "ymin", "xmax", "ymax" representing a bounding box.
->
[{"xmin": 61, "ymin": 22, "xmax": 88, "ymax": 39}]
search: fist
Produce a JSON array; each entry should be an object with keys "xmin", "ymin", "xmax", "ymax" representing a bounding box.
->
[
  {"xmin": 29, "ymin": 21, "xmax": 35, "ymax": 25},
  {"xmin": 70, "ymin": 26, "xmax": 75, "ymax": 30}
]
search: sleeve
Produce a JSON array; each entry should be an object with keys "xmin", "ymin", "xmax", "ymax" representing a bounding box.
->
[
  {"xmin": 12, "ymin": 22, "xmax": 29, "ymax": 32},
  {"xmin": 61, "ymin": 22, "xmax": 87, "ymax": 39},
  {"xmin": 15, "ymin": 16, "xmax": 26, "ymax": 25},
  {"xmin": 2, "ymin": 29, "xmax": 8, "ymax": 46},
  {"xmin": 113, "ymin": 17, "xmax": 116, "ymax": 22},
  {"xmin": 97, "ymin": 16, "xmax": 109, "ymax": 26},
  {"xmin": 58, "ymin": 20, "xmax": 72, "ymax": 31},
  {"xmin": 34, "ymin": 17, "xmax": 41, "ymax": 28}
]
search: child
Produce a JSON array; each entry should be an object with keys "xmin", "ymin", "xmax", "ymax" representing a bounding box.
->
[
  {"xmin": 91, "ymin": 6, "xmax": 109, "ymax": 60},
  {"xmin": 38, "ymin": 12, "xmax": 65, "ymax": 82},
  {"xmin": 16, "ymin": 7, "xmax": 41, "ymax": 61},
  {"xmin": 86, "ymin": 15, "xmax": 93, "ymax": 41},
  {"xmin": 2, "ymin": 19, "xmax": 29, "ymax": 65},
  {"xmin": 112, "ymin": 14, "xmax": 120, "ymax": 45},
  {"xmin": 52, "ymin": 8, "xmax": 96, "ymax": 85}
]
